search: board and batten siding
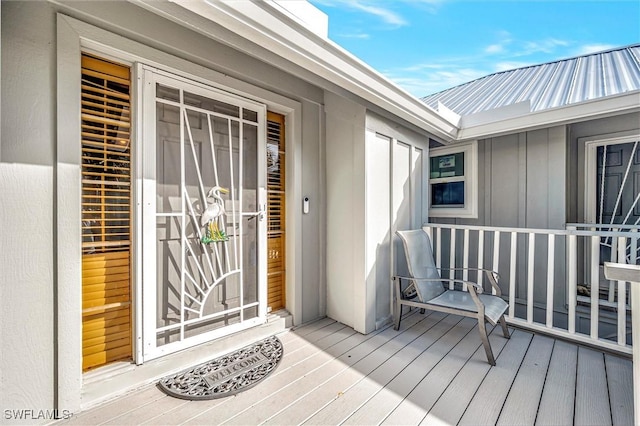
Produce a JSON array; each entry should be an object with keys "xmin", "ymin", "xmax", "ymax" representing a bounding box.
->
[
  {"xmin": 431, "ymin": 126, "xmax": 567, "ymax": 310},
  {"xmin": 567, "ymin": 112, "xmax": 640, "ymax": 224},
  {"xmin": 326, "ymin": 97, "xmax": 430, "ymax": 334}
]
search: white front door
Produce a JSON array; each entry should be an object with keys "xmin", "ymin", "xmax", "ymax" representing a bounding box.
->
[{"xmin": 140, "ymin": 67, "xmax": 267, "ymax": 361}]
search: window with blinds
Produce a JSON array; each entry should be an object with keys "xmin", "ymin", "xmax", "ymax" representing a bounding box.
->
[
  {"xmin": 267, "ymin": 112, "xmax": 286, "ymax": 311},
  {"xmin": 81, "ymin": 54, "xmax": 132, "ymax": 371}
]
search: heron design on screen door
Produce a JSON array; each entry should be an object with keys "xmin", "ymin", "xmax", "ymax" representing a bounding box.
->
[{"xmin": 201, "ymin": 186, "xmax": 230, "ymax": 244}]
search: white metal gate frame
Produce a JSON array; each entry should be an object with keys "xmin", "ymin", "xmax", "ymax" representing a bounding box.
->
[{"xmin": 138, "ymin": 66, "xmax": 267, "ymax": 362}]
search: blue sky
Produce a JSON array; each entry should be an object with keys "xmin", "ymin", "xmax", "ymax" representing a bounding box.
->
[{"xmin": 308, "ymin": 0, "xmax": 640, "ymax": 97}]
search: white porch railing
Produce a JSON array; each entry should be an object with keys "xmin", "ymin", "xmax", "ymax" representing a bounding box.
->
[{"xmin": 422, "ymin": 223, "xmax": 640, "ymax": 355}]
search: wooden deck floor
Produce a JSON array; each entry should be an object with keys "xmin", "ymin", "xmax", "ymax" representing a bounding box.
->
[{"xmin": 61, "ymin": 311, "xmax": 633, "ymax": 425}]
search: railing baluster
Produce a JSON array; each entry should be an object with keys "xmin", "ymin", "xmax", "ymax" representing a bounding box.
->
[
  {"xmin": 591, "ymin": 234, "xmax": 600, "ymax": 340},
  {"xmin": 436, "ymin": 227, "xmax": 442, "ymax": 274},
  {"xmin": 610, "ymin": 230, "xmax": 618, "ymax": 303},
  {"xmin": 618, "ymin": 236, "xmax": 627, "ymax": 346},
  {"xmin": 410, "ymin": 223, "xmax": 636, "ymax": 355},
  {"xmin": 631, "ymin": 229, "xmax": 638, "ymax": 265},
  {"xmin": 463, "ymin": 229, "xmax": 469, "ymax": 291},
  {"xmin": 527, "ymin": 233, "xmax": 535, "ymax": 324},
  {"xmin": 509, "ymin": 231, "xmax": 517, "ymax": 319},
  {"xmin": 449, "ymin": 228, "xmax": 456, "ymax": 290},
  {"xmin": 568, "ymin": 232, "xmax": 577, "ymax": 334},
  {"xmin": 546, "ymin": 234, "xmax": 555, "ymax": 328},
  {"xmin": 478, "ymin": 229, "xmax": 484, "ymax": 290},
  {"xmin": 492, "ymin": 231, "xmax": 500, "ymax": 296}
]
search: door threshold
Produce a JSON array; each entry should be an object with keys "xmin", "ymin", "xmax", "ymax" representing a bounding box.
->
[{"xmin": 81, "ymin": 313, "xmax": 291, "ymax": 411}]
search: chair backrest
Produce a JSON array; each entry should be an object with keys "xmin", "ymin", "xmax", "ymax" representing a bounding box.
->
[{"xmin": 396, "ymin": 229, "xmax": 445, "ymax": 302}]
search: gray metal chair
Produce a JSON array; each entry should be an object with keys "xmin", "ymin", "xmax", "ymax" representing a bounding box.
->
[{"xmin": 394, "ymin": 229, "xmax": 510, "ymax": 366}]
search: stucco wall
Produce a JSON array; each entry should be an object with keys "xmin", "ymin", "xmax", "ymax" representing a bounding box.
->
[
  {"xmin": 1, "ymin": 2, "xmax": 57, "ymax": 420},
  {"xmin": 1, "ymin": 0, "xmax": 327, "ymax": 417}
]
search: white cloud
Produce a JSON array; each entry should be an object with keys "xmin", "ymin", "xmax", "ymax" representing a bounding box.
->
[
  {"xmin": 488, "ymin": 30, "xmax": 513, "ymax": 53},
  {"xmin": 519, "ymin": 38, "xmax": 570, "ymax": 55},
  {"xmin": 575, "ymin": 43, "xmax": 616, "ymax": 56},
  {"xmin": 384, "ymin": 66, "xmax": 489, "ymax": 97},
  {"xmin": 349, "ymin": 2, "xmax": 408, "ymax": 27},
  {"xmin": 494, "ymin": 61, "xmax": 534, "ymax": 72},
  {"xmin": 485, "ymin": 44, "xmax": 504, "ymax": 54},
  {"xmin": 314, "ymin": 0, "xmax": 408, "ymax": 27},
  {"xmin": 339, "ymin": 32, "xmax": 371, "ymax": 39}
]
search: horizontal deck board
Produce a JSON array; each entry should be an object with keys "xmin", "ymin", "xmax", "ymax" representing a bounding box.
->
[
  {"xmin": 575, "ymin": 346, "xmax": 613, "ymax": 426},
  {"xmin": 381, "ymin": 320, "xmax": 493, "ymax": 425},
  {"xmin": 606, "ymin": 353, "xmax": 634, "ymax": 426},
  {"xmin": 59, "ymin": 313, "xmax": 632, "ymax": 426},
  {"xmin": 535, "ymin": 340, "xmax": 577, "ymax": 425},
  {"xmin": 342, "ymin": 316, "xmax": 475, "ymax": 425},
  {"xmin": 497, "ymin": 334, "xmax": 554, "ymax": 425}
]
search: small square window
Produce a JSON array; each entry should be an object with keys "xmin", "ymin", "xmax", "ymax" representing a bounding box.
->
[
  {"xmin": 432, "ymin": 181, "xmax": 465, "ymax": 206},
  {"xmin": 428, "ymin": 141, "xmax": 478, "ymax": 218}
]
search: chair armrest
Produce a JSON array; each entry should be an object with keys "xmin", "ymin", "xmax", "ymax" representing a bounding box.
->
[
  {"xmin": 393, "ymin": 276, "xmax": 486, "ymax": 314},
  {"xmin": 437, "ymin": 267, "xmax": 502, "ymax": 296},
  {"xmin": 393, "ymin": 276, "xmax": 484, "ymax": 294}
]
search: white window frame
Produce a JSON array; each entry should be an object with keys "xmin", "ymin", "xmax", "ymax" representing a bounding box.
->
[{"xmin": 428, "ymin": 141, "xmax": 478, "ymax": 219}]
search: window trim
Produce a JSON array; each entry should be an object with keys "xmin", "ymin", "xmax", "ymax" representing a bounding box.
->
[{"xmin": 428, "ymin": 141, "xmax": 478, "ymax": 219}]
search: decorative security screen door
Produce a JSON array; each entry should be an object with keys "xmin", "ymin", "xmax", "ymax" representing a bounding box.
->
[{"xmin": 141, "ymin": 67, "xmax": 267, "ymax": 361}]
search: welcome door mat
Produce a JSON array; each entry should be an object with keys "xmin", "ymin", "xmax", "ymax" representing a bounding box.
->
[{"xmin": 158, "ymin": 335, "xmax": 284, "ymax": 400}]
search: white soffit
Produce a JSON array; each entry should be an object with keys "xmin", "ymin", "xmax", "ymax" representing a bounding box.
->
[
  {"xmin": 457, "ymin": 90, "xmax": 640, "ymax": 141},
  {"xmin": 131, "ymin": 0, "xmax": 459, "ymax": 142}
]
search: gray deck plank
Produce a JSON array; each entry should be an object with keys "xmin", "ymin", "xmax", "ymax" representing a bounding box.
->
[
  {"xmin": 342, "ymin": 317, "xmax": 476, "ymax": 425},
  {"xmin": 497, "ymin": 334, "xmax": 554, "ymax": 425},
  {"xmin": 228, "ymin": 312, "xmax": 444, "ymax": 425},
  {"xmin": 303, "ymin": 314, "xmax": 464, "ymax": 426},
  {"xmin": 457, "ymin": 329, "xmax": 533, "ymax": 426},
  {"xmin": 417, "ymin": 327, "xmax": 513, "ymax": 426},
  {"xmin": 380, "ymin": 322, "xmax": 500, "ymax": 426},
  {"xmin": 62, "ymin": 385, "xmax": 165, "ymax": 425},
  {"xmin": 534, "ymin": 340, "xmax": 577, "ymax": 426},
  {"xmin": 575, "ymin": 346, "xmax": 613, "ymax": 426},
  {"xmin": 101, "ymin": 320, "xmax": 351, "ymax": 425},
  {"xmin": 133, "ymin": 325, "xmax": 358, "ymax": 425},
  {"xmin": 605, "ymin": 353, "xmax": 634, "ymax": 426},
  {"xmin": 185, "ymin": 312, "xmax": 429, "ymax": 425},
  {"xmin": 57, "ymin": 313, "xmax": 633, "ymax": 426},
  {"xmin": 290, "ymin": 317, "xmax": 336, "ymax": 337}
]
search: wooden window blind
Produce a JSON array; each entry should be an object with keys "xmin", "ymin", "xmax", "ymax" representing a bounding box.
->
[
  {"xmin": 81, "ymin": 54, "xmax": 132, "ymax": 371},
  {"xmin": 267, "ymin": 112, "xmax": 286, "ymax": 311},
  {"xmin": 81, "ymin": 54, "xmax": 131, "ymax": 253}
]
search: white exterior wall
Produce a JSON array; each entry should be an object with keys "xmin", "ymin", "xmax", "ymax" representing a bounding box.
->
[
  {"xmin": 1, "ymin": 2, "xmax": 58, "ymax": 418},
  {"xmin": 1, "ymin": 0, "xmax": 327, "ymax": 418},
  {"xmin": 325, "ymin": 101, "xmax": 430, "ymax": 334},
  {"xmin": 325, "ymin": 92, "xmax": 366, "ymax": 330}
]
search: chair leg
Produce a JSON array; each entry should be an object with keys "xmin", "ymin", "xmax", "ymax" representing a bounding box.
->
[
  {"xmin": 478, "ymin": 318, "xmax": 496, "ymax": 366},
  {"xmin": 394, "ymin": 302, "xmax": 402, "ymax": 331},
  {"xmin": 419, "ymin": 308, "xmax": 425, "ymax": 314},
  {"xmin": 499, "ymin": 315, "xmax": 510, "ymax": 339}
]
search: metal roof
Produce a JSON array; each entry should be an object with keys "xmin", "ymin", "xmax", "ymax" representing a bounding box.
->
[{"xmin": 421, "ymin": 44, "xmax": 640, "ymax": 117}]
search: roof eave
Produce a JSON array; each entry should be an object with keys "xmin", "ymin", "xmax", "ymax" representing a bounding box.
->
[
  {"xmin": 456, "ymin": 91, "xmax": 640, "ymax": 142},
  {"xmin": 129, "ymin": 0, "xmax": 459, "ymax": 142}
]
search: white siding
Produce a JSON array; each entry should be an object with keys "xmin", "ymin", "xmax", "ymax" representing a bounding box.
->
[{"xmin": 325, "ymin": 92, "xmax": 366, "ymax": 330}]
